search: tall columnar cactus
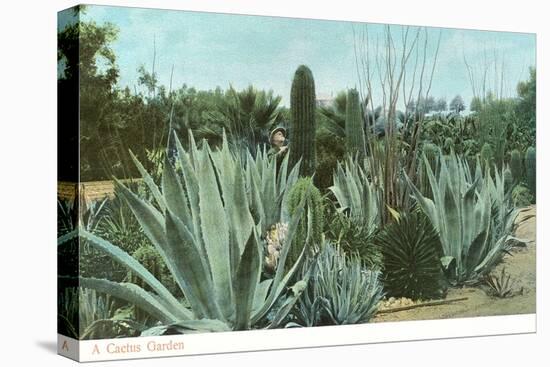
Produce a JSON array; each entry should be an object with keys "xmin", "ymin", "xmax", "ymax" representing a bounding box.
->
[
  {"xmin": 525, "ymin": 146, "xmax": 536, "ymax": 200},
  {"xmin": 345, "ymin": 88, "xmax": 365, "ymax": 157},
  {"xmin": 289, "ymin": 65, "xmax": 317, "ymax": 177},
  {"xmin": 503, "ymin": 166, "xmax": 513, "ymax": 193},
  {"xmin": 287, "ymin": 177, "xmax": 324, "ymax": 264},
  {"xmin": 480, "ymin": 143, "xmax": 494, "ymax": 168},
  {"xmin": 510, "ymin": 149, "xmax": 523, "ymax": 183}
]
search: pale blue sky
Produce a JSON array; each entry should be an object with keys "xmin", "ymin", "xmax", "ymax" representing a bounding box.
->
[{"xmin": 77, "ymin": 5, "xmax": 536, "ymax": 108}]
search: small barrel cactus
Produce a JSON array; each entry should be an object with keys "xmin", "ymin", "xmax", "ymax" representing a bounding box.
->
[
  {"xmin": 525, "ymin": 146, "xmax": 536, "ymax": 200},
  {"xmin": 289, "ymin": 65, "xmax": 317, "ymax": 177},
  {"xmin": 512, "ymin": 184, "xmax": 534, "ymax": 208},
  {"xmin": 345, "ymin": 88, "xmax": 365, "ymax": 157},
  {"xmin": 129, "ymin": 245, "xmax": 171, "ymax": 291},
  {"xmin": 510, "ymin": 149, "xmax": 523, "ymax": 183},
  {"xmin": 287, "ymin": 177, "xmax": 324, "ymax": 264}
]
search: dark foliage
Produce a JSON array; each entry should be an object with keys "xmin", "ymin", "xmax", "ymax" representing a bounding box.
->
[{"xmin": 374, "ymin": 211, "xmax": 447, "ymax": 300}]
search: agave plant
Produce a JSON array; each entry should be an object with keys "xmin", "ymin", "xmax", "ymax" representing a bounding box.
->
[
  {"xmin": 290, "ymin": 244, "xmax": 383, "ymax": 327},
  {"xmin": 329, "ymin": 156, "xmax": 382, "ymax": 232},
  {"xmin": 484, "ymin": 267, "xmax": 516, "ymax": 298},
  {"xmin": 242, "ymin": 144, "xmax": 301, "ymax": 234},
  {"xmin": 404, "ymin": 151, "xmax": 523, "ymax": 284},
  {"xmin": 324, "ymin": 204, "xmax": 382, "ymax": 269},
  {"xmin": 58, "ymin": 287, "xmax": 141, "ymax": 340},
  {"xmin": 58, "ymin": 132, "xmax": 310, "ymax": 334},
  {"xmin": 57, "ymin": 197, "xmax": 107, "ymax": 236}
]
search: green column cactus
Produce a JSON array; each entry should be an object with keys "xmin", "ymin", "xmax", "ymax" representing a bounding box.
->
[
  {"xmin": 503, "ymin": 166, "xmax": 513, "ymax": 193},
  {"xmin": 525, "ymin": 146, "xmax": 536, "ymax": 200},
  {"xmin": 510, "ymin": 149, "xmax": 523, "ymax": 183},
  {"xmin": 345, "ymin": 88, "xmax": 365, "ymax": 158},
  {"xmin": 289, "ymin": 65, "xmax": 317, "ymax": 177},
  {"xmin": 287, "ymin": 177, "xmax": 324, "ymax": 265},
  {"xmin": 480, "ymin": 143, "xmax": 494, "ymax": 169}
]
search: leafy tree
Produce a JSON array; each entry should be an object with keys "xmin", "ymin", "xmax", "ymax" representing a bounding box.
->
[
  {"xmin": 450, "ymin": 95, "xmax": 466, "ymax": 114},
  {"xmin": 58, "ymin": 14, "xmax": 174, "ymax": 181},
  {"xmin": 516, "ymin": 67, "xmax": 536, "ymax": 132},
  {"xmin": 435, "ymin": 97, "xmax": 447, "ymax": 112},
  {"xmin": 406, "ymin": 99, "xmax": 416, "ymax": 114},
  {"xmin": 137, "ymin": 65, "xmax": 158, "ymax": 97},
  {"xmin": 425, "ymin": 96, "xmax": 436, "ymax": 112},
  {"xmin": 470, "ymin": 96, "xmax": 483, "ymax": 112},
  {"xmin": 58, "ymin": 13, "xmax": 123, "ymax": 180},
  {"xmin": 416, "ymin": 96, "xmax": 436, "ymax": 113}
]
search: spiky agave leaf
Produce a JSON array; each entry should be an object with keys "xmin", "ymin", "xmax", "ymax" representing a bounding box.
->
[
  {"xmin": 64, "ymin": 131, "xmax": 311, "ymax": 333},
  {"xmin": 404, "ymin": 150, "xmax": 524, "ymax": 284},
  {"xmin": 484, "ymin": 267, "xmax": 516, "ymax": 298},
  {"xmin": 329, "ymin": 155, "xmax": 382, "ymax": 232},
  {"xmin": 291, "ymin": 244, "xmax": 384, "ymax": 326}
]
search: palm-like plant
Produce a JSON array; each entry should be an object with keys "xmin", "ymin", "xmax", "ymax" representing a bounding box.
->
[
  {"xmin": 320, "ymin": 93, "xmax": 407, "ymax": 139},
  {"xmin": 319, "ymin": 91, "xmax": 347, "ymax": 138},
  {"xmin": 197, "ymin": 85, "xmax": 282, "ymax": 157},
  {"xmin": 374, "ymin": 211, "xmax": 446, "ymax": 300},
  {"xmin": 58, "ymin": 132, "xmax": 310, "ymax": 334}
]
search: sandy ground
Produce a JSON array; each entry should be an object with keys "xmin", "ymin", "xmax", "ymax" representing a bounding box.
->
[{"xmin": 373, "ymin": 206, "xmax": 536, "ymax": 323}]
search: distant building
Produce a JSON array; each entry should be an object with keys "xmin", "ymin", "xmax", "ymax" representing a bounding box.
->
[{"xmin": 316, "ymin": 93, "xmax": 334, "ymax": 108}]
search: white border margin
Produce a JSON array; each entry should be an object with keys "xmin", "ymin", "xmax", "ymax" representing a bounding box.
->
[{"xmin": 58, "ymin": 313, "xmax": 536, "ymax": 362}]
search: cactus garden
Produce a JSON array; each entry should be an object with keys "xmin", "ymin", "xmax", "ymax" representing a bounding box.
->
[{"xmin": 58, "ymin": 6, "xmax": 536, "ymax": 340}]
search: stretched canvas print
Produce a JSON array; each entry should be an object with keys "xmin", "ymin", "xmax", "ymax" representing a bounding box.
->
[{"xmin": 57, "ymin": 4, "xmax": 537, "ymax": 362}]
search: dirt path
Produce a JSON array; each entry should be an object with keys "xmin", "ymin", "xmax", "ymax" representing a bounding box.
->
[{"xmin": 373, "ymin": 206, "xmax": 536, "ymax": 323}]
